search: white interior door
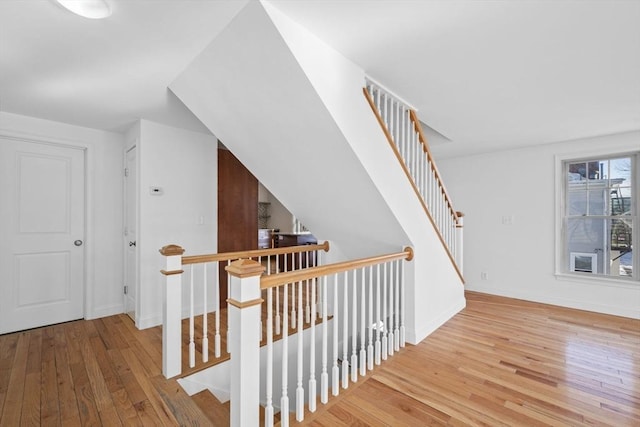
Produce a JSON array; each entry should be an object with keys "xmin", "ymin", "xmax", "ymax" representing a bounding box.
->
[
  {"xmin": 124, "ymin": 146, "xmax": 137, "ymax": 321},
  {"xmin": 0, "ymin": 137, "xmax": 85, "ymax": 334}
]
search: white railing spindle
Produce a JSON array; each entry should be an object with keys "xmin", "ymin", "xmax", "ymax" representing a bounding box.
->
[
  {"xmin": 281, "ymin": 282, "xmax": 289, "ymax": 427},
  {"xmin": 202, "ymin": 263, "xmax": 209, "ymax": 363},
  {"xmin": 341, "ymin": 271, "xmax": 349, "ymax": 389},
  {"xmin": 350, "ymin": 269, "xmax": 358, "ymax": 383},
  {"xmin": 265, "ymin": 286, "xmax": 274, "ymax": 427},
  {"xmin": 296, "ymin": 280, "xmax": 304, "ymax": 422},
  {"xmin": 332, "ymin": 273, "xmax": 339, "ymax": 396},
  {"xmin": 308, "ymin": 276, "xmax": 317, "ymax": 413},
  {"xmin": 189, "ymin": 265, "xmax": 195, "ymax": 368},
  {"xmin": 359, "ymin": 267, "xmax": 366, "ymax": 376},
  {"xmin": 321, "ymin": 274, "xmax": 329, "ymax": 403}
]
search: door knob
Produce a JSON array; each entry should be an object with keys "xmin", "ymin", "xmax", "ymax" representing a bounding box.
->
[
  {"xmin": 74, "ymin": 240, "xmax": 83, "ymax": 246},
  {"xmin": 129, "ymin": 241, "xmax": 136, "ymax": 247}
]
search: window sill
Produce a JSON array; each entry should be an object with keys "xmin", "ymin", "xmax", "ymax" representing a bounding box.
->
[{"xmin": 555, "ymin": 272, "xmax": 639, "ymax": 289}]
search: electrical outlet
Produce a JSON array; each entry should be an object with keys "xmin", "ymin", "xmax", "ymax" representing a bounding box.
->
[{"xmin": 481, "ymin": 271, "xmax": 489, "ymax": 280}]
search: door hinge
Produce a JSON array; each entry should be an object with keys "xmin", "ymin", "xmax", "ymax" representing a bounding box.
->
[
  {"xmin": 124, "ymin": 285, "xmax": 128, "ymax": 295},
  {"xmin": 124, "ymin": 167, "xmax": 129, "ymax": 177}
]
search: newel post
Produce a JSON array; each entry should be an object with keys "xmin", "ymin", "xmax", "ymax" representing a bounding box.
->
[
  {"xmin": 226, "ymin": 259, "xmax": 265, "ymax": 427},
  {"xmin": 160, "ymin": 244, "xmax": 185, "ymax": 379},
  {"xmin": 455, "ymin": 212, "xmax": 464, "ymax": 273}
]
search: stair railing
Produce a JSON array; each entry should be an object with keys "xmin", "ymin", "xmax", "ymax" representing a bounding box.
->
[
  {"xmin": 159, "ymin": 241, "xmax": 330, "ymax": 379},
  {"xmin": 364, "ymin": 79, "xmax": 464, "ymax": 281},
  {"xmin": 226, "ymin": 247, "xmax": 413, "ymax": 427}
]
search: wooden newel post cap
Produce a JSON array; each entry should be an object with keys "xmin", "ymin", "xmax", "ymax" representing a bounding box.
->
[
  {"xmin": 225, "ymin": 259, "xmax": 265, "ymax": 278},
  {"xmin": 456, "ymin": 211, "xmax": 465, "ymax": 218},
  {"xmin": 159, "ymin": 244, "xmax": 185, "ymax": 256}
]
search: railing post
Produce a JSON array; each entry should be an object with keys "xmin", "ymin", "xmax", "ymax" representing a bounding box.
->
[
  {"xmin": 455, "ymin": 212, "xmax": 464, "ymax": 273},
  {"xmin": 160, "ymin": 244, "xmax": 185, "ymax": 379},
  {"xmin": 226, "ymin": 259, "xmax": 265, "ymax": 427}
]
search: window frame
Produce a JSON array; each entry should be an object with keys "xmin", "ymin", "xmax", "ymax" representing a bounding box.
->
[{"xmin": 555, "ymin": 150, "xmax": 639, "ymax": 284}]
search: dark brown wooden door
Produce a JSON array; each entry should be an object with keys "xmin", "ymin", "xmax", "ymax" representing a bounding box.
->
[{"xmin": 218, "ymin": 148, "xmax": 258, "ymax": 306}]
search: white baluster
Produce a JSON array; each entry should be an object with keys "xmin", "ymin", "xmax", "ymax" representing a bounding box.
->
[
  {"xmin": 342, "ymin": 271, "xmax": 349, "ymax": 389},
  {"xmin": 350, "ymin": 269, "xmax": 358, "ymax": 383},
  {"xmin": 375, "ymin": 264, "xmax": 381, "ymax": 366},
  {"xmin": 332, "ymin": 273, "xmax": 339, "ymax": 396},
  {"xmin": 388, "ymin": 261, "xmax": 394, "ymax": 358},
  {"xmin": 305, "ymin": 252, "xmax": 311, "ymax": 324},
  {"xmin": 189, "ymin": 265, "xmax": 195, "ymax": 368},
  {"xmin": 214, "ymin": 261, "xmax": 221, "ymax": 358},
  {"xmin": 367, "ymin": 265, "xmax": 374, "ymax": 371},
  {"xmin": 226, "ymin": 259, "xmax": 231, "ymax": 354},
  {"xmin": 400, "ymin": 259, "xmax": 406, "ymax": 347},
  {"xmin": 394, "ymin": 259, "xmax": 400, "ymax": 352},
  {"xmin": 291, "ymin": 254, "xmax": 297, "ymax": 330},
  {"xmin": 296, "ymin": 280, "xmax": 304, "ymax": 422},
  {"xmin": 309, "ymin": 276, "xmax": 317, "ymax": 412},
  {"xmin": 281, "ymin": 282, "xmax": 289, "ymax": 427},
  {"xmin": 359, "ymin": 267, "xmax": 366, "ymax": 376},
  {"xmin": 316, "ymin": 251, "xmax": 323, "ymax": 319},
  {"xmin": 202, "ymin": 263, "xmax": 208, "ymax": 363},
  {"xmin": 321, "ymin": 275, "xmax": 329, "ymax": 404},
  {"xmin": 265, "ymin": 286, "xmax": 274, "ymax": 427},
  {"xmin": 381, "ymin": 262, "xmax": 388, "ymax": 361},
  {"xmin": 275, "ymin": 255, "xmax": 281, "ymax": 336}
]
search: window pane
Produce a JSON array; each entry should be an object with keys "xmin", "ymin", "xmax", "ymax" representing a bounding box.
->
[
  {"xmin": 587, "ymin": 188, "xmax": 606, "ymax": 215},
  {"xmin": 611, "ymin": 218, "xmax": 633, "ymax": 278},
  {"xmin": 568, "ymin": 190, "xmax": 587, "ymax": 215}
]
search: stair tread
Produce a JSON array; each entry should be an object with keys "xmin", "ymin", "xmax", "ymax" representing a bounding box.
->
[{"xmin": 191, "ymin": 390, "xmax": 230, "ymax": 426}]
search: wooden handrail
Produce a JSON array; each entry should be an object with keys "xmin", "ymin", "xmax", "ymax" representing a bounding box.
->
[
  {"xmin": 409, "ymin": 110, "xmax": 459, "ymax": 223},
  {"xmin": 363, "ymin": 87, "xmax": 464, "ymax": 283},
  {"xmin": 260, "ymin": 247, "xmax": 413, "ymax": 290},
  {"xmin": 182, "ymin": 241, "xmax": 330, "ymax": 265}
]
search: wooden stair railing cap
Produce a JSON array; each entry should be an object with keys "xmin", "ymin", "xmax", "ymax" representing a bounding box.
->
[
  {"xmin": 225, "ymin": 258, "xmax": 265, "ymax": 278},
  {"xmin": 159, "ymin": 244, "xmax": 185, "ymax": 256}
]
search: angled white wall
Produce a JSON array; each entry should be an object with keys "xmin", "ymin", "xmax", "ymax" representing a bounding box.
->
[{"xmin": 171, "ymin": 1, "xmax": 464, "ymax": 343}]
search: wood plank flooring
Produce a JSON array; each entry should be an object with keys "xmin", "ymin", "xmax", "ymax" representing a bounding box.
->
[
  {"xmin": 297, "ymin": 291, "xmax": 640, "ymax": 426},
  {"xmin": 1, "ymin": 291, "xmax": 638, "ymax": 426}
]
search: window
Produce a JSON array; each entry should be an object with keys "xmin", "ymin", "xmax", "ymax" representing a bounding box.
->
[{"xmin": 562, "ymin": 154, "xmax": 637, "ymax": 280}]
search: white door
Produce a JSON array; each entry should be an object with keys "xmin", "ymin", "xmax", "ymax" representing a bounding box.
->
[
  {"xmin": 0, "ymin": 137, "xmax": 85, "ymax": 334},
  {"xmin": 124, "ymin": 146, "xmax": 137, "ymax": 321}
]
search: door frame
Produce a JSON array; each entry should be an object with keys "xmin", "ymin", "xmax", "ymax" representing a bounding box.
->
[
  {"xmin": 0, "ymin": 130, "xmax": 91, "ymax": 321},
  {"xmin": 123, "ymin": 143, "xmax": 139, "ymax": 323}
]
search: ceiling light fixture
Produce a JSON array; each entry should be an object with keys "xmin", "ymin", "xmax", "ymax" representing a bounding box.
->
[{"xmin": 55, "ymin": 0, "xmax": 112, "ymax": 19}]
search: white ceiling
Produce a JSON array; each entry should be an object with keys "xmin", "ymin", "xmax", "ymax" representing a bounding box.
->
[{"xmin": 1, "ymin": 0, "xmax": 639, "ymax": 158}]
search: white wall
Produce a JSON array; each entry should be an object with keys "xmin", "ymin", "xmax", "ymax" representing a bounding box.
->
[
  {"xmin": 438, "ymin": 131, "xmax": 640, "ymax": 318},
  {"xmin": 0, "ymin": 111, "xmax": 125, "ymax": 319},
  {"xmin": 134, "ymin": 120, "xmax": 217, "ymax": 329}
]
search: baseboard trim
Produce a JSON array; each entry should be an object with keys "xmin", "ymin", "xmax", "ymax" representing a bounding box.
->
[
  {"xmin": 467, "ymin": 284, "xmax": 640, "ymax": 319},
  {"xmin": 407, "ymin": 296, "xmax": 466, "ymax": 345}
]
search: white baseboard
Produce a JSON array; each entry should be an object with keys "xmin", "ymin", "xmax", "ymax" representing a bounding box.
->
[
  {"xmin": 407, "ymin": 296, "xmax": 466, "ymax": 344},
  {"xmin": 86, "ymin": 303, "xmax": 124, "ymax": 320},
  {"xmin": 467, "ymin": 284, "xmax": 640, "ymax": 319}
]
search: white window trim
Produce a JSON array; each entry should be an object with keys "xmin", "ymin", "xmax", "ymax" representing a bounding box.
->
[{"xmin": 555, "ymin": 149, "xmax": 639, "ymax": 284}]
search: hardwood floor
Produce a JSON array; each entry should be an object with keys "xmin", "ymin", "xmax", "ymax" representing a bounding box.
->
[
  {"xmin": 1, "ymin": 291, "xmax": 638, "ymax": 426},
  {"xmin": 298, "ymin": 292, "xmax": 640, "ymax": 426}
]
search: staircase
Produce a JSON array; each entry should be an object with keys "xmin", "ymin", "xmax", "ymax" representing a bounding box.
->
[
  {"xmin": 170, "ymin": 0, "xmax": 465, "ymax": 346},
  {"xmin": 166, "ymin": 1, "xmax": 467, "ymax": 425}
]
